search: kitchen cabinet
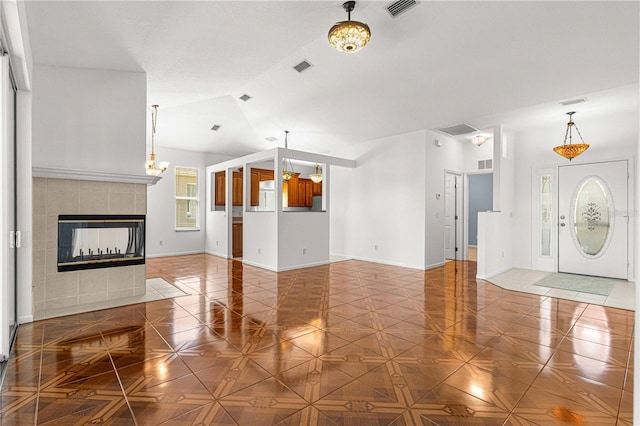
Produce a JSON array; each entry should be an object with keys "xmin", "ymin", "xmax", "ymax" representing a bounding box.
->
[
  {"xmin": 232, "ymin": 223, "xmax": 243, "ymax": 258},
  {"xmin": 232, "ymin": 171, "xmax": 243, "ymax": 206},
  {"xmin": 285, "ymin": 177, "xmax": 313, "ymax": 207},
  {"xmin": 250, "ymin": 170, "xmax": 259, "ymax": 206},
  {"xmin": 214, "ymin": 171, "xmax": 226, "ymax": 206},
  {"xmin": 312, "ymin": 181, "xmax": 322, "ymax": 197}
]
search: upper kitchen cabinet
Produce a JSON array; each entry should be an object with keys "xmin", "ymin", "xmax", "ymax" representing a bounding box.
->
[
  {"xmin": 232, "ymin": 170, "xmax": 243, "ymax": 206},
  {"xmin": 282, "ymin": 161, "xmax": 325, "ymax": 212},
  {"xmin": 213, "ymin": 170, "xmax": 226, "ymax": 211},
  {"xmin": 247, "ymin": 160, "xmax": 275, "ymax": 211}
]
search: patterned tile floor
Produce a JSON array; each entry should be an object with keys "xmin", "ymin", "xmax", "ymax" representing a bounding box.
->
[{"xmin": 0, "ymin": 255, "xmax": 634, "ymax": 425}]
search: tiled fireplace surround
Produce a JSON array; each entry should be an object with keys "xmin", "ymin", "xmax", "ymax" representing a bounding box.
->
[{"xmin": 32, "ymin": 177, "xmax": 147, "ymax": 320}]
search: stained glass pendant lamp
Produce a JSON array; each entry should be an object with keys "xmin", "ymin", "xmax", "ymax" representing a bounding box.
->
[
  {"xmin": 328, "ymin": 1, "xmax": 371, "ymax": 53},
  {"xmin": 553, "ymin": 111, "xmax": 589, "ymax": 161}
]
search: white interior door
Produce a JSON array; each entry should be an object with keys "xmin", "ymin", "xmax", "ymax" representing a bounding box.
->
[
  {"xmin": 444, "ymin": 172, "xmax": 461, "ymax": 260},
  {"xmin": 558, "ymin": 160, "xmax": 628, "ymax": 279}
]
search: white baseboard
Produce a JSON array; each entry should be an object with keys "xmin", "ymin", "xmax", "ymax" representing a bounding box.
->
[
  {"xmin": 348, "ymin": 255, "xmax": 425, "ymax": 271},
  {"xmin": 277, "ymin": 260, "xmax": 330, "ymax": 272},
  {"xmin": 241, "ymin": 259, "xmax": 277, "ymax": 271},
  {"xmin": 477, "ymin": 266, "xmax": 512, "ymax": 280},
  {"xmin": 205, "ymin": 250, "xmax": 229, "ymax": 259},
  {"xmin": 425, "ymin": 261, "xmax": 446, "ymax": 270},
  {"xmin": 146, "ymin": 250, "xmax": 204, "ymax": 259},
  {"xmin": 18, "ymin": 315, "xmax": 34, "ymax": 324}
]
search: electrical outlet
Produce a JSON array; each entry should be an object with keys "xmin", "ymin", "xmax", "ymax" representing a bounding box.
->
[
  {"xmin": 216, "ymin": 240, "xmax": 219, "ymax": 246},
  {"xmin": 258, "ymin": 248, "xmax": 261, "ymax": 254},
  {"xmin": 374, "ymin": 245, "xmax": 378, "ymax": 251},
  {"xmin": 302, "ymin": 248, "xmax": 306, "ymax": 255},
  {"xmin": 159, "ymin": 240, "xmax": 163, "ymax": 246}
]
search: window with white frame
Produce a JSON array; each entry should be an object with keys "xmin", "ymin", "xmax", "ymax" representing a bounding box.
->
[{"xmin": 175, "ymin": 167, "xmax": 199, "ymax": 229}]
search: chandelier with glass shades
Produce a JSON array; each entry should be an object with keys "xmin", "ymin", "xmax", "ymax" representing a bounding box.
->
[
  {"xmin": 553, "ymin": 111, "xmax": 589, "ymax": 161},
  {"xmin": 282, "ymin": 130, "xmax": 296, "ymax": 182},
  {"xmin": 328, "ymin": 1, "xmax": 371, "ymax": 53},
  {"xmin": 145, "ymin": 104, "xmax": 169, "ymax": 176},
  {"xmin": 309, "ymin": 164, "xmax": 323, "ymax": 183}
]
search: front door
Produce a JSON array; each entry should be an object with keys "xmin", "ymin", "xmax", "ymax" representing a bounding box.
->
[{"xmin": 558, "ymin": 160, "xmax": 628, "ymax": 279}]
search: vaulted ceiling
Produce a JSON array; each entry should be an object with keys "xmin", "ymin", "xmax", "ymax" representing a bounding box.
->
[{"xmin": 24, "ymin": 1, "xmax": 639, "ymax": 157}]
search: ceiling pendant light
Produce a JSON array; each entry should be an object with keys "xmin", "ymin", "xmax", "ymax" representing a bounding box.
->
[
  {"xmin": 553, "ymin": 111, "xmax": 590, "ymax": 161},
  {"xmin": 282, "ymin": 130, "xmax": 296, "ymax": 182},
  {"xmin": 470, "ymin": 135, "xmax": 487, "ymax": 146},
  {"xmin": 145, "ymin": 104, "xmax": 169, "ymax": 176},
  {"xmin": 309, "ymin": 164, "xmax": 323, "ymax": 183},
  {"xmin": 328, "ymin": 1, "xmax": 371, "ymax": 53}
]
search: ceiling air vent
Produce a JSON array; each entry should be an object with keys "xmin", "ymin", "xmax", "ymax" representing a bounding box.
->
[
  {"xmin": 239, "ymin": 93, "xmax": 252, "ymax": 102},
  {"xmin": 293, "ymin": 60, "xmax": 313, "ymax": 73},
  {"xmin": 438, "ymin": 123, "xmax": 478, "ymax": 136},
  {"xmin": 386, "ymin": 0, "xmax": 419, "ymax": 18},
  {"xmin": 265, "ymin": 136, "xmax": 278, "ymax": 142},
  {"xmin": 211, "ymin": 124, "xmax": 221, "ymax": 131},
  {"xmin": 559, "ymin": 97, "xmax": 587, "ymax": 106}
]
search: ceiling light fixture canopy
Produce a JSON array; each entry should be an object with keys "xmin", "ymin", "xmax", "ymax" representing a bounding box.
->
[
  {"xmin": 282, "ymin": 130, "xmax": 296, "ymax": 182},
  {"xmin": 470, "ymin": 135, "xmax": 486, "ymax": 146},
  {"xmin": 309, "ymin": 164, "xmax": 323, "ymax": 183},
  {"xmin": 553, "ymin": 111, "xmax": 589, "ymax": 161},
  {"xmin": 328, "ymin": 1, "xmax": 371, "ymax": 53},
  {"xmin": 145, "ymin": 104, "xmax": 169, "ymax": 176}
]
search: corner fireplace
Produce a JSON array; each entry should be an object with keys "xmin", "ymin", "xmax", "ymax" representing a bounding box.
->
[{"xmin": 58, "ymin": 214, "xmax": 145, "ymax": 272}]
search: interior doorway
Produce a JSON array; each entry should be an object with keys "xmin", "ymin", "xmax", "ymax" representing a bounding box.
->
[
  {"xmin": 1, "ymin": 55, "xmax": 18, "ymax": 367},
  {"xmin": 444, "ymin": 171, "xmax": 463, "ymax": 261},
  {"xmin": 466, "ymin": 172, "xmax": 493, "ymax": 261}
]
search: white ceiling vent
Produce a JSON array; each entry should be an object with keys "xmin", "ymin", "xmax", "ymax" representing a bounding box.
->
[
  {"xmin": 265, "ymin": 136, "xmax": 278, "ymax": 142},
  {"xmin": 239, "ymin": 93, "xmax": 252, "ymax": 102},
  {"xmin": 293, "ymin": 60, "xmax": 313, "ymax": 73},
  {"xmin": 559, "ymin": 97, "xmax": 587, "ymax": 106},
  {"xmin": 386, "ymin": 0, "xmax": 419, "ymax": 18},
  {"xmin": 211, "ymin": 124, "xmax": 221, "ymax": 131},
  {"xmin": 438, "ymin": 123, "xmax": 478, "ymax": 136}
]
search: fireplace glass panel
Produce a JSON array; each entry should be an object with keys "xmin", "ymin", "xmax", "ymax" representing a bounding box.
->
[{"xmin": 58, "ymin": 215, "xmax": 145, "ymax": 272}]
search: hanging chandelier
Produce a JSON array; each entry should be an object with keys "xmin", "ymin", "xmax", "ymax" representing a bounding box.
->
[
  {"xmin": 328, "ymin": 1, "xmax": 371, "ymax": 53},
  {"xmin": 470, "ymin": 135, "xmax": 487, "ymax": 146},
  {"xmin": 145, "ymin": 104, "xmax": 169, "ymax": 176},
  {"xmin": 553, "ymin": 111, "xmax": 589, "ymax": 161},
  {"xmin": 309, "ymin": 164, "xmax": 323, "ymax": 183},
  {"xmin": 282, "ymin": 130, "xmax": 296, "ymax": 182}
]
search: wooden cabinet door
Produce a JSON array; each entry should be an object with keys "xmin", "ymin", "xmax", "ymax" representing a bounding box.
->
[
  {"xmin": 259, "ymin": 169, "xmax": 274, "ymax": 181},
  {"xmin": 250, "ymin": 170, "xmax": 259, "ymax": 207},
  {"xmin": 305, "ymin": 180, "xmax": 313, "ymax": 207},
  {"xmin": 312, "ymin": 181, "xmax": 322, "ymax": 197},
  {"xmin": 287, "ymin": 176, "xmax": 299, "ymax": 207},
  {"xmin": 232, "ymin": 172, "xmax": 243, "ymax": 206},
  {"xmin": 232, "ymin": 223, "xmax": 243, "ymax": 258},
  {"xmin": 215, "ymin": 171, "xmax": 226, "ymax": 206}
]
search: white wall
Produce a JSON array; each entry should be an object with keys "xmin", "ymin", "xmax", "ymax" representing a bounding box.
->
[
  {"xmin": 331, "ymin": 130, "xmax": 428, "ymax": 269},
  {"xmin": 462, "ymin": 136, "xmax": 494, "ymax": 172},
  {"xmin": 147, "ymin": 146, "xmax": 227, "ymax": 257},
  {"xmin": 512, "ymin": 108, "xmax": 638, "ymax": 272},
  {"xmin": 32, "ymin": 65, "xmax": 146, "ymax": 175},
  {"xmin": 278, "ymin": 212, "xmax": 329, "ymax": 270}
]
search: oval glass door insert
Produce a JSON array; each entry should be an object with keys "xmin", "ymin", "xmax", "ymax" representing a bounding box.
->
[{"xmin": 572, "ymin": 177, "xmax": 612, "ymax": 256}]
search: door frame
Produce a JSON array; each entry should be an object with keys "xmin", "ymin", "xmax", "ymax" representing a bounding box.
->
[
  {"xmin": 464, "ymin": 170, "xmax": 494, "ymax": 262},
  {"xmin": 444, "ymin": 170, "xmax": 464, "ymax": 261},
  {"xmin": 531, "ymin": 157, "xmax": 635, "ymax": 281}
]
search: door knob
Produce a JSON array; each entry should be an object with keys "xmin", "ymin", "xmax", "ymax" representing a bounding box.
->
[
  {"xmin": 560, "ymin": 215, "xmax": 566, "ymax": 220},
  {"xmin": 560, "ymin": 223, "xmax": 566, "ymax": 227}
]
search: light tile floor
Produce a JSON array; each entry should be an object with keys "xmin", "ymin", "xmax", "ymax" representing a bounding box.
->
[
  {"xmin": 34, "ymin": 278, "xmax": 189, "ymax": 320},
  {"xmin": 488, "ymin": 268, "xmax": 635, "ymax": 311}
]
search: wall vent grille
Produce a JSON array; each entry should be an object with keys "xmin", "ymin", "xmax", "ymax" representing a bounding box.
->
[
  {"xmin": 559, "ymin": 97, "xmax": 587, "ymax": 106},
  {"xmin": 265, "ymin": 136, "xmax": 278, "ymax": 142},
  {"xmin": 239, "ymin": 94, "xmax": 252, "ymax": 102},
  {"xmin": 438, "ymin": 123, "xmax": 478, "ymax": 136},
  {"xmin": 211, "ymin": 124, "xmax": 221, "ymax": 131},
  {"xmin": 293, "ymin": 60, "xmax": 313, "ymax": 73},
  {"xmin": 387, "ymin": 0, "xmax": 419, "ymax": 17}
]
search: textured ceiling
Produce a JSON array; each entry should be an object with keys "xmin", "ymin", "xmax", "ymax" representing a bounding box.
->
[{"xmin": 25, "ymin": 1, "xmax": 639, "ymax": 157}]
